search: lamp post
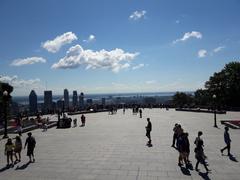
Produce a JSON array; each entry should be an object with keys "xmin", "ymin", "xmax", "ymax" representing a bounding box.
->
[
  {"xmin": 3, "ymin": 90, "xmax": 9, "ymax": 138},
  {"xmin": 213, "ymin": 94, "xmax": 218, "ymax": 128}
]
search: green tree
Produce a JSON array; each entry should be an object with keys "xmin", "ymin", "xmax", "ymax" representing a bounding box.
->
[
  {"xmin": 205, "ymin": 62, "xmax": 240, "ymax": 108},
  {"xmin": 172, "ymin": 92, "xmax": 193, "ymax": 108},
  {"xmin": 194, "ymin": 89, "xmax": 211, "ymax": 107}
]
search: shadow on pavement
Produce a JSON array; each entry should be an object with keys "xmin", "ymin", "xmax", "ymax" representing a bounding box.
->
[
  {"xmin": 199, "ymin": 172, "xmax": 211, "ymax": 180},
  {"xmin": 229, "ymin": 154, "xmax": 238, "ymax": 162},
  {"xmin": 15, "ymin": 162, "xmax": 31, "ymax": 170},
  {"xmin": 186, "ymin": 162, "xmax": 194, "ymax": 170},
  {"xmin": 0, "ymin": 165, "xmax": 11, "ymax": 173},
  {"xmin": 180, "ymin": 166, "xmax": 191, "ymax": 176}
]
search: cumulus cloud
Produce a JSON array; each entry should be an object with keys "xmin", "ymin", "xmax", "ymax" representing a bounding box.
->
[
  {"xmin": 83, "ymin": 34, "xmax": 96, "ymax": 43},
  {"xmin": 0, "ymin": 75, "xmax": 41, "ymax": 88},
  {"xmin": 10, "ymin": 57, "xmax": 46, "ymax": 66},
  {"xmin": 42, "ymin": 32, "xmax": 78, "ymax": 53},
  {"xmin": 51, "ymin": 44, "xmax": 139, "ymax": 73},
  {"xmin": 213, "ymin": 46, "xmax": 225, "ymax": 53},
  {"xmin": 129, "ymin": 10, "xmax": 146, "ymax": 20},
  {"xmin": 173, "ymin": 31, "xmax": 202, "ymax": 44},
  {"xmin": 198, "ymin": 49, "xmax": 207, "ymax": 58},
  {"xmin": 132, "ymin": 63, "xmax": 144, "ymax": 70}
]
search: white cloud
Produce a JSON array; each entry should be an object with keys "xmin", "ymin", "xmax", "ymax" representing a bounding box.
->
[
  {"xmin": 83, "ymin": 34, "xmax": 96, "ymax": 43},
  {"xmin": 213, "ymin": 46, "xmax": 225, "ymax": 53},
  {"xmin": 175, "ymin": 20, "xmax": 180, "ymax": 24},
  {"xmin": 132, "ymin": 63, "xmax": 144, "ymax": 70},
  {"xmin": 0, "ymin": 75, "xmax": 41, "ymax": 88},
  {"xmin": 173, "ymin": 31, "xmax": 202, "ymax": 43},
  {"xmin": 42, "ymin": 32, "xmax": 78, "ymax": 53},
  {"xmin": 51, "ymin": 44, "xmax": 139, "ymax": 73},
  {"xmin": 10, "ymin": 57, "xmax": 46, "ymax": 66},
  {"xmin": 129, "ymin": 10, "xmax": 146, "ymax": 20},
  {"xmin": 198, "ymin": 49, "xmax": 207, "ymax": 58},
  {"xmin": 145, "ymin": 80, "xmax": 157, "ymax": 84}
]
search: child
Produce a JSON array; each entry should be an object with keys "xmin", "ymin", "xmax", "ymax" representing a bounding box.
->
[{"xmin": 5, "ymin": 138, "xmax": 14, "ymax": 166}]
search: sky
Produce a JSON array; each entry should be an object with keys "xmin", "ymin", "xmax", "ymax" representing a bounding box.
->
[{"xmin": 0, "ymin": 0, "xmax": 240, "ymax": 96}]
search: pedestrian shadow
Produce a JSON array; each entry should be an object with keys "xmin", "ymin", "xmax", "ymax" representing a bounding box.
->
[
  {"xmin": 198, "ymin": 172, "xmax": 211, "ymax": 180},
  {"xmin": 180, "ymin": 166, "xmax": 191, "ymax": 176},
  {"xmin": 186, "ymin": 162, "xmax": 194, "ymax": 170},
  {"xmin": 0, "ymin": 165, "xmax": 10, "ymax": 173},
  {"xmin": 229, "ymin": 154, "xmax": 238, "ymax": 162},
  {"xmin": 15, "ymin": 162, "xmax": 31, "ymax": 170}
]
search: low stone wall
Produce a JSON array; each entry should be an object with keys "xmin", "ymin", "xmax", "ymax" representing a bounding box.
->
[{"xmin": 175, "ymin": 108, "xmax": 226, "ymax": 114}]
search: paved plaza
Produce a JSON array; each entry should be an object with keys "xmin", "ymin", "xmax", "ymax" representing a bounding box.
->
[{"xmin": 0, "ymin": 109, "xmax": 240, "ymax": 180}]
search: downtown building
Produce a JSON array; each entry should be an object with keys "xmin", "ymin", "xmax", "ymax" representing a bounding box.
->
[
  {"xmin": 79, "ymin": 92, "xmax": 84, "ymax": 110},
  {"xmin": 72, "ymin": 90, "xmax": 78, "ymax": 108},
  {"xmin": 29, "ymin": 90, "xmax": 38, "ymax": 114},
  {"xmin": 44, "ymin": 90, "xmax": 52, "ymax": 113},
  {"xmin": 64, "ymin": 89, "xmax": 69, "ymax": 110}
]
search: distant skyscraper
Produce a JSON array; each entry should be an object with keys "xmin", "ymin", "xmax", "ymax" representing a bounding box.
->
[
  {"xmin": 72, "ymin": 90, "xmax": 78, "ymax": 108},
  {"xmin": 29, "ymin": 90, "xmax": 38, "ymax": 113},
  {"xmin": 79, "ymin": 92, "xmax": 84, "ymax": 109},
  {"xmin": 44, "ymin": 90, "xmax": 52, "ymax": 112},
  {"xmin": 101, "ymin": 98, "xmax": 106, "ymax": 106},
  {"xmin": 64, "ymin": 89, "xmax": 69, "ymax": 110}
]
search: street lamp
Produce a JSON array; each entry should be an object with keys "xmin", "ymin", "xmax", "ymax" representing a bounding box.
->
[
  {"xmin": 213, "ymin": 94, "xmax": 218, "ymax": 128},
  {"xmin": 3, "ymin": 90, "xmax": 9, "ymax": 138}
]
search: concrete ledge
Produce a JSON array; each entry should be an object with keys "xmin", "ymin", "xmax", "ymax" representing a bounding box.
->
[
  {"xmin": 67, "ymin": 109, "xmax": 109, "ymax": 115},
  {"xmin": 175, "ymin": 108, "xmax": 226, "ymax": 114}
]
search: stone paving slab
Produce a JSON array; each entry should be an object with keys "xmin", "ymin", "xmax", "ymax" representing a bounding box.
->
[{"xmin": 0, "ymin": 109, "xmax": 240, "ymax": 180}]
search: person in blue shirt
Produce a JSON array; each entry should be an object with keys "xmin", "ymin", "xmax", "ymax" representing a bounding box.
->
[{"xmin": 220, "ymin": 127, "xmax": 231, "ymax": 156}]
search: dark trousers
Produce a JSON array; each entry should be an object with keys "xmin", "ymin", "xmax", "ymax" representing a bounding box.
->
[
  {"xmin": 146, "ymin": 131, "xmax": 151, "ymax": 144},
  {"xmin": 221, "ymin": 143, "xmax": 231, "ymax": 155},
  {"xmin": 195, "ymin": 158, "xmax": 208, "ymax": 171}
]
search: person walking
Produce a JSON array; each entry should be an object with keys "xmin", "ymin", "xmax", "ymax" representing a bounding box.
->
[
  {"xmin": 220, "ymin": 127, "xmax": 231, "ymax": 156},
  {"xmin": 5, "ymin": 138, "xmax": 14, "ymax": 166},
  {"xmin": 24, "ymin": 132, "xmax": 36, "ymax": 163},
  {"xmin": 194, "ymin": 139, "xmax": 210, "ymax": 172},
  {"xmin": 14, "ymin": 135, "xmax": 22, "ymax": 163},
  {"xmin": 145, "ymin": 118, "xmax": 152, "ymax": 146}
]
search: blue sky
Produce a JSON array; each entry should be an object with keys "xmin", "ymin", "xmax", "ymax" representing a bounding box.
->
[{"xmin": 0, "ymin": 0, "xmax": 240, "ymax": 96}]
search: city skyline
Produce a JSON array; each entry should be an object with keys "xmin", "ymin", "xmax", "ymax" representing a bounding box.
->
[{"xmin": 0, "ymin": 0, "xmax": 240, "ymax": 96}]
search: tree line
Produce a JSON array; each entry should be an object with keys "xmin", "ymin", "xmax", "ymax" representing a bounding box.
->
[{"xmin": 172, "ymin": 62, "xmax": 240, "ymax": 110}]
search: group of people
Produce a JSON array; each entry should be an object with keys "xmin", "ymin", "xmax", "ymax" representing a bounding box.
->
[
  {"xmin": 171, "ymin": 123, "xmax": 232, "ymax": 172},
  {"xmin": 4, "ymin": 132, "xmax": 36, "ymax": 167},
  {"xmin": 171, "ymin": 123, "xmax": 211, "ymax": 172},
  {"xmin": 73, "ymin": 114, "xmax": 86, "ymax": 127}
]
